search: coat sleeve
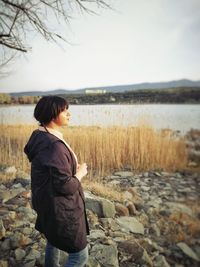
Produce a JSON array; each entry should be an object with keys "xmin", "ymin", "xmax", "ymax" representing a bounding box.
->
[{"xmin": 44, "ymin": 141, "xmax": 80, "ymax": 195}]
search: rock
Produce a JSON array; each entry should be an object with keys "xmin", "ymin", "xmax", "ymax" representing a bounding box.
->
[
  {"xmin": 177, "ymin": 242, "xmax": 200, "ymax": 261},
  {"xmin": 17, "ymin": 207, "xmax": 36, "ymax": 222},
  {"xmin": 116, "ymin": 217, "xmax": 144, "ymax": 234},
  {"xmin": 149, "ymin": 224, "xmax": 161, "ymax": 237},
  {"xmin": 118, "ymin": 239, "xmax": 153, "ymax": 266},
  {"xmin": 7, "ymin": 211, "xmax": 16, "ymax": 220},
  {"xmin": 123, "ymin": 191, "xmax": 133, "ymax": 200},
  {"xmin": 26, "ymin": 248, "xmax": 41, "ymax": 261},
  {"xmin": 142, "ymin": 249, "xmax": 153, "ymax": 267},
  {"xmin": 14, "ymin": 248, "xmax": 26, "ymax": 261},
  {"xmin": 113, "ymin": 171, "xmax": 134, "ymax": 177},
  {"xmin": 0, "ymin": 219, "xmax": 6, "ymax": 239},
  {"xmin": 0, "ymin": 261, "xmax": 8, "ymax": 267},
  {"xmin": 100, "ymin": 218, "xmax": 120, "ymax": 232},
  {"xmin": 11, "ymin": 183, "xmax": 22, "ymax": 189},
  {"xmin": 86, "ymin": 257, "xmax": 101, "ymax": 267},
  {"xmin": 148, "ymin": 198, "xmax": 162, "ymax": 209},
  {"xmin": 0, "ymin": 238, "xmax": 11, "ymax": 251},
  {"xmin": 89, "ymin": 230, "xmax": 106, "ymax": 241},
  {"xmin": 1, "ymin": 188, "xmax": 25, "ymax": 203},
  {"xmin": 0, "ymin": 169, "xmax": 200, "ymax": 267},
  {"xmin": 101, "ymin": 198, "xmax": 116, "ymax": 218},
  {"xmin": 141, "ymin": 185, "xmax": 151, "ymax": 192},
  {"xmin": 125, "ymin": 201, "xmax": 137, "ymax": 215},
  {"xmin": 115, "ymin": 203, "xmax": 129, "ymax": 216},
  {"xmin": 165, "ymin": 202, "xmax": 193, "ymax": 216},
  {"xmin": 188, "ymin": 161, "xmax": 198, "ymax": 167},
  {"xmin": 85, "ymin": 192, "xmax": 116, "ymax": 218},
  {"xmin": 23, "ymin": 260, "xmax": 36, "ymax": 267},
  {"xmin": 3, "ymin": 166, "xmax": 17, "ymax": 174},
  {"xmin": 154, "ymin": 255, "xmax": 171, "ymax": 267},
  {"xmin": 10, "ymin": 232, "xmax": 32, "ymax": 249},
  {"xmin": 22, "ymin": 227, "xmax": 33, "ymax": 236},
  {"xmin": 90, "ymin": 243, "xmax": 119, "ymax": 267},
  {"xmin": 0, "ymin": 185, "xmax": 6, "ymax": 190}
]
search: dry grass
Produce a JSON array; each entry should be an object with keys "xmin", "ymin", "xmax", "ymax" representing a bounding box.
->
[
  {"xmin": 0, "ymin": 124, "xmax": 188, "ymax": 179},
  {"xmin": 158, "ymin": 210, "xmax": 200, "ymax": 243},
  {"xmin": 82, "ymin": 180, "xmax": 123, "ymax": 201}
]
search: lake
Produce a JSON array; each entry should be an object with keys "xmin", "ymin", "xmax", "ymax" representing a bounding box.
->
[{"xmin": 0, "ymin": 104, "xmax": 199, "ymax": 134}]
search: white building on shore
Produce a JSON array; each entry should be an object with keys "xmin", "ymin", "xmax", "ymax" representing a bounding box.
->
[{"xmin": 85, "ymin": 89, "xmax": 106, "ymax": 95}]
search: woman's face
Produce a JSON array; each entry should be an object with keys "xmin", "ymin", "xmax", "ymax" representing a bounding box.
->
[{"xmin": 54, "ymin": 107, "xmax": 70, "ymax": 126}]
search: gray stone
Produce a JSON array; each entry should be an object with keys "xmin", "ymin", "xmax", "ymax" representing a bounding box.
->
[
  {"xmin": 154, "ymin": 255, "xmax": 171, "ymax": 267},
  {"xmin": 1, "ymin": 188, "xmax": 25, "ymax": 203},
  {"xmin": 141, "ymin": 186, "xmax": 151, "ymax": 192},
  {"xmin": 85, "ymin": 192, "xmax": 115, "ymax": 218},
  {"xmin": 22, "ymin": 227, "xmax": 33, "ymax": 235},
  {"xmin": 100, "ymin": 218, "xmax": 120, "ymax": 231},
  {"xmin": 59, "ymin": 250, "xmax": 68, "ymax": 267},
  {"xmin": 86, "ymin": 257, "xmax": 101, "ymax": 267},
  {"xmin": 90, "ymin": 243, "xmax": 119, "ymax": 267},
  {"xmin": 148, "ymin": 198, "xmax": 162, "ymax": 209},
  {"xmin": 113, "ymin": 171, "xmax": 134, "ymax": 177},
  {"xmin": 0, "ymin": 219, "xmax": 6, "ymax": 239},
  {"xmin": 89, "ymin": 229, "xmax": 106, "ymax": 241},
  {"xmin": 177, "ymin": 242, "xmax": 200, "ymax": 261},
  {"xmin": 123, "ymin": 191, "xmax": 133, "ymax": 200},
  {"xmin": 23, "ymin": 260, "xmax": 36, "ymax": 267},
  {"xmin": 17, "ymin": 207, "xmax": 36, "ymax": 222},
  {"xmin": 26, "ymin": 248, "xmax": 41, "ymax": 261},
  {"xmin": 11, "ymin": 183, "xmax": 22, "ymax": 189},
  {"xmin": 0, "ymin": 260, "xmax": 8, "ymax": 267},
  {"xmin": 4, "ymin": 166, "xmax": 17, "ymax": 174},
  {"xmin": 142, "ymin": 249, "xmax": 153, "ymax": 267},
  {"xmin": 101, "ymin": 198, "xmax": 116, "ymax": 218},
  {"xmin": 0, "ymin": 185, "xmax": 6, "ymax": 190},
  {"xmin": 166, "ymin": 202, "xmax": 193, "ymax": 216},
  {"xmin": 115, "ymin": 203, "xmax": 129, "ymax": 216},
  {"xmin": 7, "ymin": 211, "xmax": 16, "ymax": 220},
  {"xmin": 116, "ymin": 217, "xmax": 144, "ymax": 234},
  {"xmin": 149, "ymin": 224, "xmax": 161, "ymax": 237},
  {"xmin": 10, "ymin": 232, "xmax": 32, "ymax": 249},
  {"xmin": 14, "ymin": 248, "xmax": 26, "ymax": 261},
  {"xmin": 0, "ymin": 238, "xmax": 10, "ymax": 251}
]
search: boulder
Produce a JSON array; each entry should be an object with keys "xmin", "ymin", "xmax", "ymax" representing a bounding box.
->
[
  {"xmin": 116, "ymin": 217, "xmax": 144, "ymax": 235},
  {"xmin": 154, "ymin": 255, "xmax": 171, "ymax": 267},
  {"xmin": 113, "ymin": 171, "xmax": 134, "ymax": 177},
  {"xmin": 85, "ymin": 192, "xmax": 115, "ymax": 218},
  {"xmin": 177, "ymin": 242, "xmax": 200, "ymax": 261},
  {"xmin": 165, "ymin": 202, "xmax": 193, "ymax": 216},
  {"xmin": 0, "ymin": 219, "xmax": 6, "ymax": 239},
  {"xmin": 90, "ymin": 243, "xmax": 119, "ymax": 267},
  {"xmin": 115, "ymin": 203, "xmax": 129, "ymax": 216}
]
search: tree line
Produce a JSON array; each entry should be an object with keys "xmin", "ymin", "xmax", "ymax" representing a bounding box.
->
[{"xmin": 0, "ymin": 93, "xmax": 40, "ymax": 104}]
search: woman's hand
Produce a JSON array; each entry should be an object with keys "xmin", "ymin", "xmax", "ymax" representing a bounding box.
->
[{"xmin": 75, "ymin": 163, "xmax": 88, "ymax": 181}]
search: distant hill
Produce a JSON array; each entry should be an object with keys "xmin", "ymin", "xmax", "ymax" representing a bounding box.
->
[{"xmin": 9, "ymin": 79, "xmax": 200, "ymax": 97}]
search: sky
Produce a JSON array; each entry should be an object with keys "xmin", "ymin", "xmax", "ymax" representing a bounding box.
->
[{"xmin": 0, "ymin": 0, "xmax": 200, "ymax": 93}]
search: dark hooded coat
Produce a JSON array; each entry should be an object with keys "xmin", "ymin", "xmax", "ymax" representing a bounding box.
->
[{"xmin": 24, "ymin": 130, "xmax": 89, "ymax": 253}]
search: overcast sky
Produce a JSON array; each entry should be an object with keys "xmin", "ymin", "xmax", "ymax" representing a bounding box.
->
[{"xmin": 0, "ymin": 0, "xmax": 200, "ymax": 93}]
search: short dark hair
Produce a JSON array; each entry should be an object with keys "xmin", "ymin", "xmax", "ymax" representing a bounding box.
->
[{"xmin": 34, "ymin": 95, "xmax": 68, "ymax": 125}]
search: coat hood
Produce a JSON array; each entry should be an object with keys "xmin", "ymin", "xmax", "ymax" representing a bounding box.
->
[{"xmin": 24, "ymin": 130, "xmax": 56, "ymax": 162}]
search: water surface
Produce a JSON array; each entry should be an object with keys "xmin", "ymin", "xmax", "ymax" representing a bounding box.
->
[{"xmin": 0, "ymin": 104, "xmax": 199, "ymax": 133}]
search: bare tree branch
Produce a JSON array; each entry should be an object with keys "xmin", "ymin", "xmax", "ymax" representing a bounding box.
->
[{"xmin": 0, "ymin": 0, "xmax": 111, "ymax": 72}]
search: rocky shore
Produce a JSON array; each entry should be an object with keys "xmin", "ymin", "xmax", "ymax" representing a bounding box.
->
[{"xmin": 0, "ymin": 166, "xmax": 200, "ymax": 267}]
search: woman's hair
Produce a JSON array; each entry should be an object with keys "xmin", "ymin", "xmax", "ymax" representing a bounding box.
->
[{"xmin": 34, "ymin": 95, "xmax": 68, "ymax": 125}]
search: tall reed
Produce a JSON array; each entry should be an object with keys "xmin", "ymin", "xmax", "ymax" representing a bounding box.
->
[{"xmin": 0, "ymin": 124, "xmax": 187, "ymax": 178}]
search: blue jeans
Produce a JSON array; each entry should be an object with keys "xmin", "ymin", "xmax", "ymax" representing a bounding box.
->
[{"xmin": 45, "ymin": 241, "xmax": 88, "ymax": 267}]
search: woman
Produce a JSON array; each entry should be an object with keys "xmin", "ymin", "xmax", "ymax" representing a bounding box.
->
[{"xmin": 24, "ymin": 96, "xmax": 89, "ymax": 267}]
